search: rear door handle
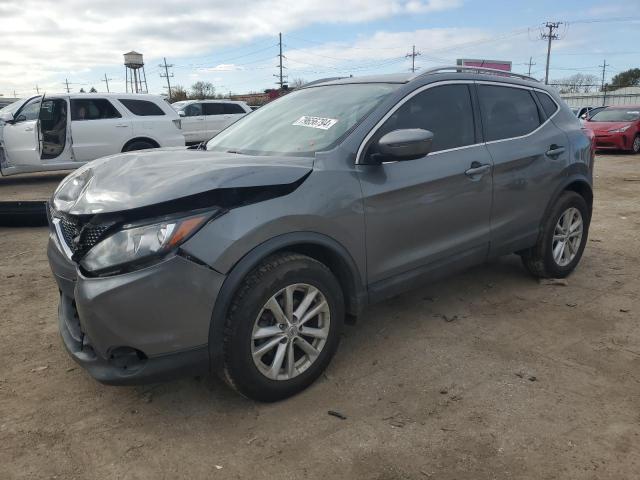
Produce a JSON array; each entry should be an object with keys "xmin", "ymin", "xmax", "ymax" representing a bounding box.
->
[
  {"xmin": 546, "ymin": 145, "xmax": 565, "ymax": 157},
  {"xmin": 465, "ymin": 162, "xmax": 491, "ymax": 178}
]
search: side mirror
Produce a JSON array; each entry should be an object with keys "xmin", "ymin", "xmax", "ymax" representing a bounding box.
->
[
  {"xmin": 580, "ymin": 113, "xmax": 587, "ymax": 120},
  {"xmin": 178, "ymin": 110, "xmax": 186, "ymax": 117},
  {"xmin": 0, "ymin": 112, "xmax": 14, "ymax": 123},
  {"xmin": 376, "ymin": 128, "xmax": 434, "ymax": 161}
]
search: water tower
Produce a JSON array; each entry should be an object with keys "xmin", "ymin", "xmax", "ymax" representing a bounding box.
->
[{"xmin": 124, "ymin": 51, "xmax": 149, "ymax": 94}]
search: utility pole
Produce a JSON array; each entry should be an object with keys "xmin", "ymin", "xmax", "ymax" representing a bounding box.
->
[
  {"xmin": 541, "ymin": 21, "xmax": 561, "ymax": 85},
  {"xmin": 600, "ymin": 59, "xmax": 610, "ymax": 106},
  {"xmin": 274, "ymin": 32, "xmax": 287, "ymax": 88},
  {"xmin": 34, "ymin": 85, "xmax": 40, "ymax": 94},
  {"xmin": 406, "ymin": 45, "xmax": 421, "ymax": 73},
  {"xmin": 526, "ymin": 56, "xmax": 536, "ymax": 77},
  {"xmin": 102, "ymin": 73, "xmax": 112, "ymax": 93},
  {"xmin": 64, "ymin": 78, "xmax": 71, "ymax": 93},
  {"xmin": 159, "ymin": 57, "xmax": 174, "ymax": 100}
]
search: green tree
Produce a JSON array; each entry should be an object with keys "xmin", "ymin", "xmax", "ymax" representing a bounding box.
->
[
  {"xmin": 89, "ymin": 86, "xmax": 97, "ymax": 93},
  {"xmin": 608, "ymin": 68, "xmax": 640, "ymax": 90}
]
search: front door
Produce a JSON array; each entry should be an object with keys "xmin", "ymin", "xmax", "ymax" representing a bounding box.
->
[
  {"xmin": 356, "ymin": 83, "xmax": 493, "ymax": 299},
  {"xmin": 2, "ymin": 95, "xmax": 43, "ymax": 167},
  {"xmin": 204, "ymin": 102, "xmax": 226, "ymax": 137},
  {"xmin": 182, "ymin": 102, "xmax": 206, "ymax": 143}
]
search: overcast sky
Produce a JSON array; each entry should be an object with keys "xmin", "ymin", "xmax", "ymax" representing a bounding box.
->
[{"xmin": 1, "ymin": 0, "xmax": 639, "ymax": 98}]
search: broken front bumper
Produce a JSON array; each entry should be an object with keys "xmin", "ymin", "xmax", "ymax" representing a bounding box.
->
[{"xmin": 48, "ymin": 232, "xmax": 225, "ymax": 385}]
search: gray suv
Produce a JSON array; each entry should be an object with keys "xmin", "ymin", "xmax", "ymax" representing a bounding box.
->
[{"xmin": 47, "ymin": 67, "xmax": 594, "ymax": 401}]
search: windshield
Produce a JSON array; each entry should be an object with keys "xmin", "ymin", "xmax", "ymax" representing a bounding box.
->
[
  {"xmin": 0, "ymin": 98, "xmax": 27, "ymax": 115},
  {"xmin": 590, "ymin": 109, "xmax": 640, "ymax": 122},
  {"xmin": 206, "ymin": 83, "xmax": 398, "ymax": 156},
  {"xmin": 171, "ymin": 101, "xmax": 190, "ymax": 111}
]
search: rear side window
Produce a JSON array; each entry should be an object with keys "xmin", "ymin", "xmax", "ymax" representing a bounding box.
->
[
  {"xmin": 183, "ymin": 103, "xmax": 203, "ymax": 116},
  {"xmin": 371, "ymin": 84, "xmax": 476, "ymax": 154},
  {"xmin": 223, "ymin": 103, "xmax": 246, "ymax": 114},
  {"xmin": 535, "ymin": 91, "xmax": 559, "ymax": 118},
  {"xmin": 204, "ymin": 103, "xmax": 224, "ymax": 115},
  {"xmin": 119, "ymin": 99, "xmax": 165, "ymax": 116},
  {"xmin": 71, "ymin": 99, "xmax": 121, "ymax": 121},
  {"xmin": 478, "ymin": 85, "xmax": 542, "ymax": 142}
]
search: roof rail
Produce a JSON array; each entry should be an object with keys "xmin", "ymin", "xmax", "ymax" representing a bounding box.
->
[
  {"xmin": 416, "ymin": 65, "xmax": 539, "ymax": 83},
  {"xmin": 301, "ymin": 77, "xmax": 346, "ymax": 88}
]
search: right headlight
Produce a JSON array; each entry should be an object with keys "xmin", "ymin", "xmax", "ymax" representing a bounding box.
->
[{"xmin": 80, "ymin": 211, "xmax": 217, "ymax": 274}]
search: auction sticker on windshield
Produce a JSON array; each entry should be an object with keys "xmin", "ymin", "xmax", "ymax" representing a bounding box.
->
[{"xmin": 292, "ymin": 116, "xmax": 338, "ymax": 130}]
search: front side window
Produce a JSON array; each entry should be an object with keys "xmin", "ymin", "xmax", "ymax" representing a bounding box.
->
[
  {"xmin": 14, "ymin": 97, "xmax": 42, "ymax": 122},
  {"xmin": 367, "ymin": 84, "xmax": 476, "ymax": 159},
  {"xmin": 478, "ymin": 85, "xmax": 542, "ymax": 142},
  {"xmin": 206, "ymin": 83, "xmax": 398, "ymax": 156},
  {"xmin": 71, "ymin": 99, "xmax": 121, "ymax": 121},
  {"xmin": 119, "ymin": 99, "xmax": 165, "ymax": 116},
  {"xmin": 183, "ymin": 103, "xmax": 203, "ymax": 117}
]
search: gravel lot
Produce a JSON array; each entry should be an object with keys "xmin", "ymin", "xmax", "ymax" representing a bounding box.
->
[{"xmin": 1, "ymin": 154, "xmax": 639, "ymax": 479}]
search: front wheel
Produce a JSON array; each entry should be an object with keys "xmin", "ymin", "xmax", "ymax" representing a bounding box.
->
[
  {"xmin": 521, "ymin": 191, "xmax": 590, "ymax": 278},
  {"xmin": 222, "ymin": 253, "xmax": 344, "ymax": 402},
  {"xmin": 631, "ymin": 135, "xmax": 640, "ymax": 154}
]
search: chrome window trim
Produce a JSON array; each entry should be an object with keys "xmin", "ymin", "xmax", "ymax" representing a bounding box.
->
[
  {"xmin": 356, "ymin": 79, "xmax": 561, "ymax": 164},
  {"xmin": 52, "ymin": 218, "xmax": 74, "ymax": 260}
]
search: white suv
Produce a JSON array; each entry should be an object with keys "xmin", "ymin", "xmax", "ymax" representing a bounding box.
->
[
  {"xmin": 0, "ymin": 93, "xmax": 185, "ymax": 176},
  {"xmin": 171, "ymin": 100, "xmax": 251, "ymax": 144}
]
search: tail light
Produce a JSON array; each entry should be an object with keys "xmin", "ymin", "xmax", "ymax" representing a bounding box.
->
[{"xmin": 172, "ymin": 119, "xmax": 182, "ymax": 130}]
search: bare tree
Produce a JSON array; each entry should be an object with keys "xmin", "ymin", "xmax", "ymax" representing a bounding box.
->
[
  {"xmin": 290, "ymin": 78, "xmax": 307, "ymax": 89},
  {"xmin": 190, "ymin": 81, "xmax": 216, "ymax": 99},
  {"xmin": 171, "ymin": 85, "xmax": 189, "ymax": 101},
  {"xmin": 552, "ymin": 73, "xmax": 599, "ymax": 93}
]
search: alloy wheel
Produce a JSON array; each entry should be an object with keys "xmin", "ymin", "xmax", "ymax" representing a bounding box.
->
[
  {"xmin": 552, "ymin": 207, "xmax": 584, "ymax": 267},
  {"xmin": 251, "ymin": 283, "xmax": 331, "ymax": 381}
]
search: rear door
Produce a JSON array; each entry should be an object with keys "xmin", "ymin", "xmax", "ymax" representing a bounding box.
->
[
  {"xmin": 203, "ymin": 102, "xmax": 225, "ymax": 138},
  {"xmin": 222, "ymin": 102, "xmax": 248, "ymax": 128},
  {"xmin": 1, "ymin": 95, "xmax": 43, "ymax": 166},
  {"xmin": 181, "ymin": 102, "xmax": 206, "ymax": 143},
  {"xmin": 477, "ymin": 83, "xmax": 570, "ymax": 255},
  {"xmin": 357, "ymin": 82, "xmax": 493, "ymax": 297},
  {"xmin": 70, "ymin": 98, "xmax": 131, "ymax": 161}
]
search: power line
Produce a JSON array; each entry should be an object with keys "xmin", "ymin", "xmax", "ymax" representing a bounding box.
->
[
  {"xmin": 405, "ymin": 45, "xmax": 421, "ymax": 73},
  {"xmin": 541, "ymin": 21, "xmax": 562, "ymax": 85}
]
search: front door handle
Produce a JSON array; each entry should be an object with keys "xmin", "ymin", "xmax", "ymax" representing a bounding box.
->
[
  {"xmin": 24, "ymin": 127, "xmax": 34, "ymax": 132},
  {"xmin": 465, "ymin": 162, "xmax": 491, "ymax": 178},
  {"xmin": 546, "ymin": 145, "xmax": 565, "ymax": 157},
  {"xmin": 115, "ymin": 124, "xmax": 129, "ymax": 128}
]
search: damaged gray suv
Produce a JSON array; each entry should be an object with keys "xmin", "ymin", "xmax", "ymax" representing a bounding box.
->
[{"xmin": 48, "ymin": 67, "xmax": 594, "ymax": 401}]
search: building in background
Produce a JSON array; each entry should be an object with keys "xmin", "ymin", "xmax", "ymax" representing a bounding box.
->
[{"xmin": 456, "ymin": 58, "xmax": 512, "ymax": 72}]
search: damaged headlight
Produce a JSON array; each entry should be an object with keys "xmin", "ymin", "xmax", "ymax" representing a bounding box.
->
[{"xmin": 80, "ymin": 211, "xmax": 218, "ymax": 274}]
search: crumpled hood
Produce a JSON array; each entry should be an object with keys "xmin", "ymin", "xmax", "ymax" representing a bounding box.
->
[
  {"xmin": 53, "ymin": 149, "xmax": 313, "ymax": 215},
  {"xmin": 583, "ymin": 121, "xmax": 633, "ymax": 133}
]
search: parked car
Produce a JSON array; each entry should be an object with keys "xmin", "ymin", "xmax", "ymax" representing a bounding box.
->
[
  {"xmin": 581, "ymin": 105, "xmax": 607, "ymax": 120},
  {"xmin": 171, "ymin": 99, "xmax": 251, "ymax": 144},
  {"xmin": 571, "ymin": 106, "xmax": 597, "ymax": 119},
  {"xmin": 582, "ymin": 106, "xmax": 640, "ymax": 153},
  {"xmin": 48, "ymin": 67, "xmax": 594, "ymax": 401},
  {"xmin": 0, "ymin": 93, "xmax": 184, "ymax": 176},
  {"xmin": 0, "ymin": 97, "xmax": 32, "ymax": 142}
]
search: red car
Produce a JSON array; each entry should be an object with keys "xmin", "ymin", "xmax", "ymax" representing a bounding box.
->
[{"xmin": 583, "ymin": 106, "xmax": 640, "ymax": 153}]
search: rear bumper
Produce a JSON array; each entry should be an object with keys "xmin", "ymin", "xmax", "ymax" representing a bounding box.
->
[{"xmin": 48, "ymin": 235, "xmax": 225, "ymax": 385}]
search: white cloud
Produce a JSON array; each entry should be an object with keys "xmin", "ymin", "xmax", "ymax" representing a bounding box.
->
[
  {"xmin": 199, "ymin": 64, "xmax": 244, "ymax": 72},
  {"xmin": 0, "ymin": 0, "xmax": 464, "ymax": 95}
]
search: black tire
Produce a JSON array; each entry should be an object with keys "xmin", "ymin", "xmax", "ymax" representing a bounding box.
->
[
  {"xmin": 122, "ymin": 140, "xmax": 156, "ymax": 152},
  {"xmin": 631, "ymin": 134, "xmax": 640, "ymax": 154},
  {"xmin": 222, "ymin": 253, "xmax": 344, "ymax": 402},
  {"xmin": 521, "ymin": 191, "xmax": 590, "ymax": 279}
]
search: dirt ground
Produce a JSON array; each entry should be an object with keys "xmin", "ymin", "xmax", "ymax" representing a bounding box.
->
[
  {"xmin": 0, "ymin": 171, "xmax": 69, "ymax": 201},
  {"xmin": 1, "ymin": 154, "xmax": 639, "ymax": 479}
]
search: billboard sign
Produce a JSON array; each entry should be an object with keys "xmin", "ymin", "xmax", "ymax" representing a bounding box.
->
[{"xmin": 456, "ymin": 59, "xmax": 512, "ymax": 72}]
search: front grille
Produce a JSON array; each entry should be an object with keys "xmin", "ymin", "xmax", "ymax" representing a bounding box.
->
[{"xmin": 51, "ymin": 207, "xmax": 112, "ymax": 258}]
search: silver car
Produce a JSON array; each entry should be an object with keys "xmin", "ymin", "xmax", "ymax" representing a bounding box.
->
[{"xmin": 48, "ymin": 67, "xmax": 594, "ymax": 401}]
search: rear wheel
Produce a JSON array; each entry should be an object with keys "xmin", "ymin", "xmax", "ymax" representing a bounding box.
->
[
  {"xmin": 122, "ymin": 140, "xmax": 156, "ymax": 152},
  {"xmin": 222, "ymin": 253, "xmax": 344, "ymax": 402},
  {"xmin": 521, "ymin": 191, "xmax": 590, "ymax": 278}
]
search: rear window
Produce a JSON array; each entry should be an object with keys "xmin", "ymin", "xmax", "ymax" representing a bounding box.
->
[
  {"xmin": 223, "ymin": 103, "xmax": 246, "ymax": 114},
  {"xmin": 119, "ymin": 99, "xmax": 165, "ymax": 116},
  {"xmin": 204, "ymin": 103, "xmax": 224, "ymax": 115},
  {"xmin": 535, "ymin": 91, "xmax": 559, "ymax": 118},
  {"xmin": 478, "ymin": 85, "xmax": 542, "ymax": 142},
  {"xmin": 71, "ymin": 99, "xmax": 121, "ymax": 120}
]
